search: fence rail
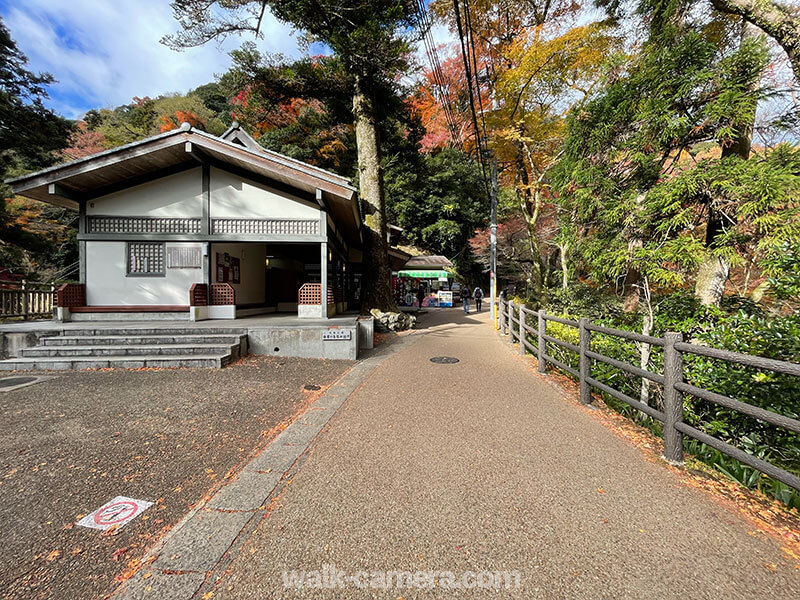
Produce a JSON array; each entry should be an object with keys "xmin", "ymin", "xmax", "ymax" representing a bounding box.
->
[
  {"xmin": 0, "ymin": 281, "xmax": 55, "ymax": 319},
  {"xmin": 497, "ymin": 298, "xmax": 800, "ymax": 492}
]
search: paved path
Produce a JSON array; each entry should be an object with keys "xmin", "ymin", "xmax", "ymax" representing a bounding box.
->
[{"xmin": 130, "ymin": 309, "xmax": 800, "ymax": 598}]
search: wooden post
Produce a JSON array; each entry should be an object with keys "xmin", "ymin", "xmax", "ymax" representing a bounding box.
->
[
  {"xmin": 21, "ymin": 280, "xmax": 28, "ymax": 320},
  {"xmin": 507, "ymin": 302, "xmax": 514, "ymax": 343},
  {"xmin": 519, "ymin": 305, "xmax": 525, "ymax": 355},
  {"xmin": 537, "ymin": 310, "xmax": 546, "ymax": 373},
  {"xmin": 579, "ymin": 318, "xmax": 591, "ymax": 404},
  {"xmin": 499, "ymin": 300, "xmax": 505, "ymax": 333},
  {"xmin": 663, "ymin": 332, "xmax": 684, "ymax": 463},
  {"xmin": 320, "ymin": 241, "xmax": 328, "ymax": 319}
]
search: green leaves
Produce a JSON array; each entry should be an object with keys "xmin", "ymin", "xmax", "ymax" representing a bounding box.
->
[
  {"xmin": 386, "ymin": 147, "xmax": 487, "ymax": 259},
  {"xmin": 550, "ymin": 13, "xmax": 790, "ymax": 304}
]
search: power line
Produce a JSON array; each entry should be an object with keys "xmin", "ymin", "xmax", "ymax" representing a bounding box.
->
[
  {"xmin": 463, "ymin": 0, "xmax": 490, "ymax": 151},
  {"xmin": 416, "ymin": 0, "xmax": 462, "ymax": 147},
  {"xmin": 452, "ymin": 0, "xmax": 499, "ymax": 324},
  {"xmin": 452, "ymin": 0, "xmax": 489, "ymax": 190}
]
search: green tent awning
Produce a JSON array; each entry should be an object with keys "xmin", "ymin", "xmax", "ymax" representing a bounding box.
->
[{"xmin": 397, "ymin": 269, "xmax": 449, "ymax": 279}]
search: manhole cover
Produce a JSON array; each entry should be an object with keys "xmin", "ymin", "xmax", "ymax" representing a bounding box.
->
[
  {"xmin": 430, "ymin": 356, "xmax": 460, "ymax": 364},
  {"xmin": 304, "ymin": 384, "xmax": 321, "ymax": 391},
  {"xmin": 0, "ymin": 377, "xmax": 38, "ymax": 389}
]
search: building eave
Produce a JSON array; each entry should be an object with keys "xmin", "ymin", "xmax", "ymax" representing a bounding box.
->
[{"xmin": 6, "ymin": 124, "xmax": 362, "ymax": 243}]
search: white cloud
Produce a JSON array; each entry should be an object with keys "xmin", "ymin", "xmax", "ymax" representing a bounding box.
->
[{"xmin": 2, "ymin": 0, "xmax": 302, "ymax": 118}]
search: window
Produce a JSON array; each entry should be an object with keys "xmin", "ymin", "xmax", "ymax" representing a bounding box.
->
[{"xmin": 127, "ymin": 242, "xmax": 165, "ymax": 276}]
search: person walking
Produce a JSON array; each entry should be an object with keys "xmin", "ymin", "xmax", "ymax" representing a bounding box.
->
[
  {"xmin": 461, "ymin": 285, "xmax": 471, "ymax": 314},
  {"xmin": 473, "ymin": 286, "xmax": 484, "ymax": 312}
]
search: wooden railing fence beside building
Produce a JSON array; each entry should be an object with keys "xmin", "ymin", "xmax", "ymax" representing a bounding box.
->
[{"xmin": 0, "ymin": 280, "xmax": 55, "ymax": 320}]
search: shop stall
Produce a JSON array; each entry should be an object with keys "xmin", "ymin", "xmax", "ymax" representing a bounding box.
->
[{"xmin": 392, "ymin": 256, "xmax": 454, "ymax": 309}]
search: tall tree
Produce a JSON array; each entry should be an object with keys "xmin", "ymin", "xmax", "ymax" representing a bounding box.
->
[
  {"xmin": 0, "ymin": 16, "xmax": 74, "ymax": 278},
  {"xmin": 709, "ymin": 0, "xmax": 800, "ymax": 82},
  {"xmin": 165, "ymin": 1, "xmax": 422, "ymax": 312},
  {"xmin": 218, "ymin": 47, "xmax": 358, "ymax": 174},
  {"xmin": 430, "ymin": 0, "xmax": 616, "ymax": 296},
  {"xmin": 552, "ymin": 9, "xmax": 799, "ymax": 313}
]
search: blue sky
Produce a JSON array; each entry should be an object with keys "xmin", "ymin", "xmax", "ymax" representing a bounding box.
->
[{"xmin": 0, "ymin": 0, "xmax": 307, "ymax": 119}]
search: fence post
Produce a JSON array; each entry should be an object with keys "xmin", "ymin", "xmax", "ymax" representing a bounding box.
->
[
  {"xmin": 507, "ymin": 302, "xmax": 514, "ymax": 343},
  {"xmin": 537, "ymin": 310, "xmax": 546, "ymax": 373},
  {"xmin": 519, "ymin": 305, "xmax": 525, "ymax": 355},
  {"xmin": 20, "ymin": 279, "xmax": 28, "ymax": 320},
  {"xmin": 579, "ymin": 318, "xmax": 591, "ymax": 404},
  {"xmin": 662, "ymin": 332, "xmax": 684, "ymax": 463}
]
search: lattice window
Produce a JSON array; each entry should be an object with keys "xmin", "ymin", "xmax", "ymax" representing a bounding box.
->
[
  {"xmin": 211, "ymin": 218, "xmax": 319, "ymax": 236},
  {"xmin": 127, "ymin": 242, "xmax": 165, "ymax": 276},
  {"xmin": 89, "ymin": 216, "xmax": 201, "ymax": 234}
]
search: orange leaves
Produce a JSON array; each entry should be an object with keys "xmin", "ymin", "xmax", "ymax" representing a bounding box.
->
[
  {"xmin": 159, "ymin": 110, "xmax": 206, "ymax": 132},
  {"xmin": 61, "ymin": 120, "xmax": 107, "ymax": 159},
  {"xmin": 45, "ymin": 549, "xmax": 61, "ymax": 562},
  {"xmin": 112, "ymin": 547, "xmax": 129, "ymax": 561}
]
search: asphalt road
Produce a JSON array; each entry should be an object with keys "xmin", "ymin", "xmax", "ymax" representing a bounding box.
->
[
  {"xmin": 211, "ymin": 308, "xmax": 800, "ymax": 599},
  {"xmin": 0, "ymin": 355, "xmax": 352, "ymax": 600}
]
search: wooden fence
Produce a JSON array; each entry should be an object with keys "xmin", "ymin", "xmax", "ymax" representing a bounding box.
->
[
  {"xmin": 0, "ymin": 280, "xmax": 55, "ymax": 320},
  {"xmin": 498, "ymin": 299, "xmax": 800, "ymax": 492}
]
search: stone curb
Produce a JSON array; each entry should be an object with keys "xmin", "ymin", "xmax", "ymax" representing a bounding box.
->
[{"xmin": 111, "ymin": 332, "xmax": 422, "ymax": 600}]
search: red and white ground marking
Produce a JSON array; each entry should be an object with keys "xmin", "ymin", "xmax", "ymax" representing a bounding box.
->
[{"xmin": 76, "ymin": 496, "xmax": 153, "ymax": 531}]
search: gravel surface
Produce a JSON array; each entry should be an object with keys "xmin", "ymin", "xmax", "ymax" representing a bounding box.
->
[
  {"xmin": 0, "ymin": 355, "xmax": 352, "ymax": 600},
  {"xmin": 213, "ymin": 309, "xmax": 800, "ymax": 599}
]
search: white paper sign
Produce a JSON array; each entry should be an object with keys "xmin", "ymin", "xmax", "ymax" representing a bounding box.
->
[{"xmin": 77, "ymin": 496, "xmax": 153, "ymax": 531}]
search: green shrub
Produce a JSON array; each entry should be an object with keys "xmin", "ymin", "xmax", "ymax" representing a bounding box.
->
[{"xmin": 531, "ymin": 285, "xmax": 800, "ymax": 509}]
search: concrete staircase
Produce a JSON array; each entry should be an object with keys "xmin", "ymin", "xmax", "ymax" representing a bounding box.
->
[{"xmin": 0, "ymin": 328, "xmax": 248, "ymax": 371}]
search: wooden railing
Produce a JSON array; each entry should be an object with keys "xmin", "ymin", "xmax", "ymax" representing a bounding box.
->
[
  {"xmin": 0, "ymin": 280, "xmax": 55, "ymax": 319},
  {"xmin": 498, "ymin": 299, "xmax": 800, "ymax": 492}
]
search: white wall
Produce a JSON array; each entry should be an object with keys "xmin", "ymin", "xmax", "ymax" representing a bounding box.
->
[
  {"xmin": 87, "ymin": 168, "xmax": 202, "ymax": 217},
  {"xmin": 85, "ymin": 241, "xmax": 205, "ymax": 306},
  {"xmin": 210, "ymin": 242, "xmax": 266, "ymax": 305},
  {"xmin": 209, "ymin": 167, "xmax": 320, "ymax": 219}
]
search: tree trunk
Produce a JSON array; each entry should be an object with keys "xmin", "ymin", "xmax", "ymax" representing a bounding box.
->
[
  {"xmin": 709, "ymin": 0, "xmax": 800, "ymax": 83},
  {"xmin": 621, "ymin": 246, "xmax": 642, "ymax": 314},
  {"xmin": 619, "ymin": 192, "xmax": 646, "ymax": 312},
  {"xmin": 353, "ymin": 74, "xmax": 396, "ymax": 313},
  {"xmin": 639, "ymin": 314, "xmax": 652, "ymax": 414},
  {"xmin": 558, "ymin": 242, "xmax": 569, "ymax": 290},
  {"xmin": 694, "ymin": 20, "xmax": 759, "ymax": 306},
  {"xmin": 695, "ymin": 256, "xmax": 730, "ymax": 305}
]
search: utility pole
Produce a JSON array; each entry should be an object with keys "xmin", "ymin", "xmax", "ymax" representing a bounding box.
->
[{"xmin": 490, "ymin": 156, "xmax": 498, "ymax": 326}]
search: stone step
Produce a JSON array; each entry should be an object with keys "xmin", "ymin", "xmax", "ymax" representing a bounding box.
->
[
  {"xmin": 20, "ymin": 343, "xmax": 239, "ymax": 358},
  {"xmin": 42, "ymin": 334, "xmax": 245, "ymax": 346},
  {"xmin": 45, "ymin": 327, "xmax": 246, "ymax": 337},
  {"xmin": 0, "ymin": 354, "xmax": 232, "ymax": 371}
]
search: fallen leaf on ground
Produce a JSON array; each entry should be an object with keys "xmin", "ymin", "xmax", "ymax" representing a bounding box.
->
[{"xmin": 112, "ymin": 547, "xmax": 128, "ymax": 561}]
